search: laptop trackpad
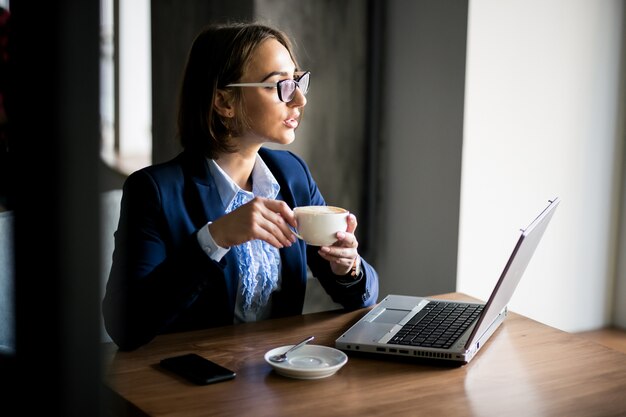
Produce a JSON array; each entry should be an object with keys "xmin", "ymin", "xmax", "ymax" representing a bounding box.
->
[{"xmin": 372, "ymin": 308, "xmax": 411, "ymax": 324}]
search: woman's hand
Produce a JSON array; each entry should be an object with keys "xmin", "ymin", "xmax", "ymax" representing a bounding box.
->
[
  {"xmin": 317, "ymin": 213, "xmax": 360, "ymax": 276},
  {"xmin": 209, "ymin": 197, "xmax": 297, "ymax": 249}
]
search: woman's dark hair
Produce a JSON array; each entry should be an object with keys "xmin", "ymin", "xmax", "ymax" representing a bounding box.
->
[{"xmin": 177, "ymin": 22, "xmax": 299, "ymax": 158}]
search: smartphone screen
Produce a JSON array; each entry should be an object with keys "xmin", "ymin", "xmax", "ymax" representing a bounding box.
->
[{"xmin": 159, "ymin": 353, "xmax": 236, "ymax": 385}]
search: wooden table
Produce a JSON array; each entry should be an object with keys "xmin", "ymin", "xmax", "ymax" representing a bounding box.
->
[{"xmin": 103, "ymin": 293, "xmax": 626, "ymax": 416}]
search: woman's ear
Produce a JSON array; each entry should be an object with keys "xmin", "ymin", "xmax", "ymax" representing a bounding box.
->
[{"xmin": 214, "ymin": 89, "xmax": 235, "ymax": 118}]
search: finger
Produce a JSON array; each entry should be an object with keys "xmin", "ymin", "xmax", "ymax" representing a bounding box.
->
[
  {"xmin": 262, "ymin": 199, "xmax": 297, "ymax": 228},
  {"xmin": 334, "ymin": 231, "xmax": 358, "ymax": 249},
  {"xmin": 246, "ymin": 198, "xmax": 294, "ymax": 244},
  {"xmin": 346, "ymin": 213, "xmax": 358, "ymax": 234},
  {"xmin": 233, "ymin": 200, "xmax": 290, "ymax": 248},
  {"xmin": 257, "ymin": 206, "xmax": 297, "ymax": 246},
  {"xmin": 318, "ymin": 248, "xmax": 354, "ymax": 275},
  {"xmin": 319, "ymin": 245, "xmax": 357, "ymax": 261},
  {"xmin": 318, "ymin": 249, "xmax": 354, "ymax": 267},
  {"xmin": 258, "ymin": 200, "xmax": 299, "ymax": 243},
  {"xmin": 248, "ymin": 219, "xmax": 290, "ymax": 249},
  {"xmin": 260, "ymin": 214, "xmax": 295, "ymax": 247},
  {"xmin": 259, "ymin": 231, "xmax": 287, "ymax": 249}
]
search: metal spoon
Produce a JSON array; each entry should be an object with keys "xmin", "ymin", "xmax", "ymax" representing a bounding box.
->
[{"xmin": 269, "ymin": 336, "xmax": 315, "ymax": 363}]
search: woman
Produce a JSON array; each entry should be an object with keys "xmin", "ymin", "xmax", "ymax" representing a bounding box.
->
[{"xmin": 102, "ymin": 22, "xmax": 379, "ymax": 351}]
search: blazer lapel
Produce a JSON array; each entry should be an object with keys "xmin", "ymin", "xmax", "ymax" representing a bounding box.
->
[
  {"xmin": 181, "ymin": 151, "xmax": 225, "ymax": 225},
  {"xmin": 181, "ymin": 152, "xmax": 239, "ymax": 307}
]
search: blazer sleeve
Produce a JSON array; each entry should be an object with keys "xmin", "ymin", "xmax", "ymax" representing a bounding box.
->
[{"xmin": 102, "ymin": 168, "xmax": 230, "ymax": 351}]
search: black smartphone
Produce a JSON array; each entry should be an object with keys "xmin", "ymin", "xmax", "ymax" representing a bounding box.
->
[{"xmin": 159, "ymin": 353, "xmax": 236, "ymax": 385}]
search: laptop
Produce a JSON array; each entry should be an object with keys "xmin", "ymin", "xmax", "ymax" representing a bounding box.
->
[{"xmin": 335, "ymin": 197, "xmax": 560, "ymax": 364}]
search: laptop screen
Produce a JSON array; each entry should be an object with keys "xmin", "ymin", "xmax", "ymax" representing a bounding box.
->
[{"xmin": 464, "ymin": 197, "xmax": 560, "ymax": 348}]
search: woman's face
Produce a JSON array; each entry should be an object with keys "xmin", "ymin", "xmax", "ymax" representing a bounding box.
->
[{"xmin": 236, "ymin": 38, "xmax": 307, "ymax": 147}]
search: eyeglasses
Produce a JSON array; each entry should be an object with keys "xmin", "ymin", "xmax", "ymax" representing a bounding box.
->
[{"xmin": 226, "ymin": 71, "xmax": 310, "ymax": 103}]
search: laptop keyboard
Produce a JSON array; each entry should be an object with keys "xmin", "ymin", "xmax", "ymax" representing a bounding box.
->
[{"xmin": 388, "ymin": 301, "xmax": 484, "ymax": 349}]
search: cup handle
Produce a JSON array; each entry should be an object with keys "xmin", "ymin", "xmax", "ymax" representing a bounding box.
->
[{"xmin": 289, "ymin": 226, "xmax": 304, "ymax": 241}]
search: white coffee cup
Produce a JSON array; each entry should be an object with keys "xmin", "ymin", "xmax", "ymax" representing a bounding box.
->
[{"xmin": 293, "ymin": 205, "xmax": 349, "ymax": 246}]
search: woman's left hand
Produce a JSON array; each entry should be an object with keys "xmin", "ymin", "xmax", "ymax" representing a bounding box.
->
[{"xmin": 318, "ymin": 213, "xmax": 360, "ymax": 276}]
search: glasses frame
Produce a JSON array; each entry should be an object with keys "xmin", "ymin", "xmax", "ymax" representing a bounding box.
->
[{"xmin": 226, "ymin": 71, "xmax": 310, "ymax": 103}]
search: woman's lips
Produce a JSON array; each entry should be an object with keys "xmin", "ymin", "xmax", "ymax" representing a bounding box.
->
[{"xmin": 284, "ymin": 118, "xmax": 299, "ymax": 129}]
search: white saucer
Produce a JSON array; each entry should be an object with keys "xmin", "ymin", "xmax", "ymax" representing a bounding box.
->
[{"xmin": 264, "ymin": 345, "xmax": 348, "ymax": 379}]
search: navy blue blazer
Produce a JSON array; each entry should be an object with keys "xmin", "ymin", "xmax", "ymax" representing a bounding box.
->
[{"xmin": 102, "ymin": 147, "xmax": 379, "ymax": 351}]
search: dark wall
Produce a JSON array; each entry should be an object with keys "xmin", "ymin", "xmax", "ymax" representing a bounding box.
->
[
  {"xmin": 151, "ymin": 0, "xmax": 255, "ymax": 164},
  {"xmin": 376, "ymin": 0, "xmax": 468, "ymax": 297}
]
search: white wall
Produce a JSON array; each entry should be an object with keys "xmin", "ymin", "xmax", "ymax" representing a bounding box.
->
[{"xmin": 458, "ymin": 0, "xmax": 625, "ymax": 332}]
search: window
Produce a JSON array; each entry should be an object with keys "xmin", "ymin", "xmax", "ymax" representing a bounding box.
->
[{"xmin": 100, "ymin": 0, "xmax": 151, "ymax": 175}]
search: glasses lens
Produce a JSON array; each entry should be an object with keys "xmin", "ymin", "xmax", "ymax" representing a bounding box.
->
[
  {"xmin": 279, "ymin": 80, "xmax": 297, "ymax": 102},
  {"xmin": 277, "ymin": 72, "xmax": 310, "ymax": 102},
  {"xmin": 297, "ymin": 72, "xmax": 310, "ymax": 95}
]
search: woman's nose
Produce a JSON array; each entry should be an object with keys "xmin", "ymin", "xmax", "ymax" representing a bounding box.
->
[{"xmin": 288, "ymin": 87, "xmax": 307, "ymax": 107}]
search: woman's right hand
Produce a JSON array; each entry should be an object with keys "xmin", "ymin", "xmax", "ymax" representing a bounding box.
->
[{"xmin": 208, "ymin": 197, "xmax": 298, "ymax": 249}]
